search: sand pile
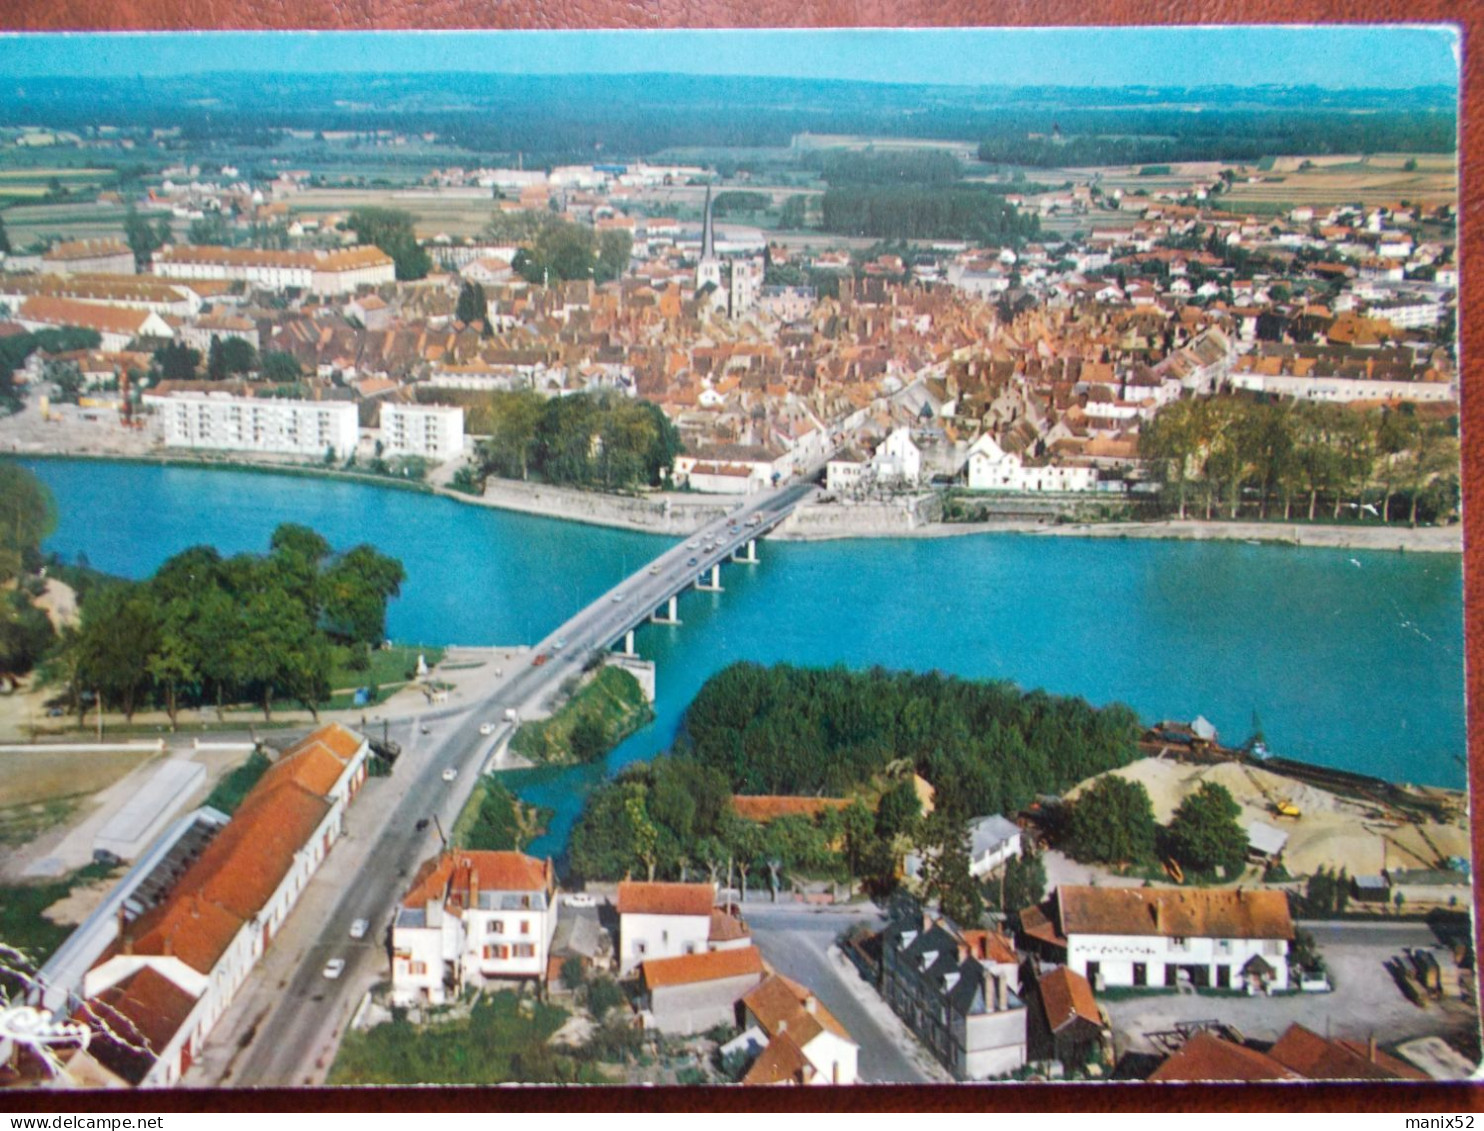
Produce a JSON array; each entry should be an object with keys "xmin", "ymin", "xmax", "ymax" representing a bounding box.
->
[{"xmin": 1066, "ymin": 757, "xmax": 1469, "ymax": 878}]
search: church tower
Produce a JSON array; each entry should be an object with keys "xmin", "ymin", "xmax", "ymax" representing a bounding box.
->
[{"xmin": 695, "ymin": 185, "xmax": 723, "ymax": 294}]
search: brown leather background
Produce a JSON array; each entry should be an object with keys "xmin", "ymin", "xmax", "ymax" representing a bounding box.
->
[{"xmin": 1, "ymin": 0, "xmax": 1480, "ymax": 1112}]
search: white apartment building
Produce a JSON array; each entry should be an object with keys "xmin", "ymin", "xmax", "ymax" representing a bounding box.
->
[
  {"xmin": 145, "ymin": 391, "xmax": 360, "ymax": 458},
  {"xmin": 390, "ymin": 851, "xmax": 558, "ymax": 1005},
  {"xmin": 379, "ymin": 402, "xmax": 465, "ymax": 460},
  {"xmin": 153, "ymin": 244, "xmax": 395, "ymax": 297}
]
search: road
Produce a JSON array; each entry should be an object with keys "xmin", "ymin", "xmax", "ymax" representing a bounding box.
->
[
  {"xmin": 740, "ymin": 902, "xmax": 947, "ymax": 1085},
  {"xmin": 218, "ymin": 479, "xmax": 814, "ymax": 1086}
]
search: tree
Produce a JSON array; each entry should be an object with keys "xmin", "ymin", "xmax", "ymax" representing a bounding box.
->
[
  {"xmin": 1165, "ymin": 781, "xmax": 1248, "ymax": 877},
  {"xmin": 187, "ymin": 213, "xmax": 232, "ymax": 246},
  {"xmin": 456, "ymin": 281, "xmax": 489, "ymax": 329},
  {"xmin": 780, "ymin": 195, "xmax": 809, "ymax": 229},
  {"xmin": 123, "ymin": 204, "xmax": 162, "ymax": 269},
  {"xmin": 1066, "ymin": 776, "xmax": 1157, "ymax": 865},
  {"xmin": 0, "ymin": 463, "xmax": 55, "ymax": 583},
  {"xmin": 919, "ymin": 809, "xmax": 984, "ymax": 927},
  {"xmin": 146, "ymin": 607, "xmax": 199, "ymax": 729},
  {"xmin": 207, "ymin": 337, "xmax": 227, "ymax": 381},
  {"xmin": 998, "ymin": 850, "xmax": 1047, "ymax": 916},
  {"xmin": 347, "ymin": 208, "xmax": 430, "ymax": 281},
  {"xmin": 75, "ymin": 583, "xmax": 159, "ymax": 721},
  {"xmin": 220, "ymin": 336, "xmax": 256, "ymax": 375},
  {"xmin": 875, "ymin": 779, "xmax": 922, "ymax": 841},
  {"xmin": 595, "ymin": 229, "xmax": 632, "ymax": 284},
  {"xmin": 153, "ymin": 342, "xmax": 201, "ymax": 381},
  {"xmin": 43, "ymin": 360, "xmax": 85, "ymax": 405},
  {"xmin": 320, "ymin": 544, "xmax": 406, "ymax": 645},
  {"xmin": 259, "ymin": 350, "xmax": 302, "ymax": 383},
  {"xmin": 0, "ymin": 212, "xmax": 10, "ymax": 256}
]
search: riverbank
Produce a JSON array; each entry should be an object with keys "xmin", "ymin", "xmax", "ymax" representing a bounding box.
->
[{"xmin": 6, "ymin": 433, "xmax": 1461, "ymax": 554}]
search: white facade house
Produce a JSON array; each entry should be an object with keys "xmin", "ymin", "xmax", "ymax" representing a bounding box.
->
[
  {"xmin": 18, "ymin": 296, "xmax": 174, "ymax": 352},
  {"xmin": 871, "ymin": 427, "xmax": 922, "ymax": 486},
  {"xmin": 390, "ymin": 851, "xmax": 558, "ymax": 1006},
  {"xmin": 966, "ymin": 433, "xmax": 1097, "ymax": 493},
  {"xmin": 145, "ymin": 391, "xmax": 360, "ymax": 459},
  {"xmin": 379, "ymin": 402, "xmax": 465, "ymax": 460},
  {"xmin": 1021, "ymin": 885, "xmax": 1293, "ymax": 993},
  {"xmin": 43, "ymin": 239, "xmax": 136, "ymax": 276},
  {"xmin": 1226, "ymin": 371, "xmax": 1455, "ymax": 405},
  {"xmin": 616, "ymin": 881, "xmax": 752, "ymax": 975},
  {"xmin": 966, "ymin": 815, "xmax": 1024, "ymax": 880},
  {"xmin": 737, "ymin": 974, "xmax": 860, "ymax": 1085}
]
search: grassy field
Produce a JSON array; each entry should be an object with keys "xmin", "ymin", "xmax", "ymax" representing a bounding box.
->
[
  {"xmin": 0, "ymin": 747, "xmax": 157, "ymax": 811},
  {"xmin": 0, "ymin": 860, "xmax": 116, "ymax": 980}
]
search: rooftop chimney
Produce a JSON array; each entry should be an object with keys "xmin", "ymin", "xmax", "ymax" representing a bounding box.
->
[
  {"xmin": 995, "ymin": 972, "xmax": 1008, "ymax": 1012},
  {"xmin": 1368, "ymin": 1035, "xmax": 1378, "ymax": 1064}
]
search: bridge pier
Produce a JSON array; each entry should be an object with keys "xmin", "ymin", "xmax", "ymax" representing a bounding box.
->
[
  {"xmin": 616, "ymin": 629, "xmax": 637, "ymax": 656},
  {"xmin": 694, "ymin": 563, "xmax": 724, "ymax": 592},
  {"xmin": 650, "ymin": 594, "xmax": 681, "ymax": 625},
  {"xmin": 731, "ymin": 538, "xmax": 759, "ymax": 564}
]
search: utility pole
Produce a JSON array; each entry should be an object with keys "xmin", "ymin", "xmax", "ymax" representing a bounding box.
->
[{"xmin": 95, "ymin": 689, "xmax": 102, "ymax": 742}]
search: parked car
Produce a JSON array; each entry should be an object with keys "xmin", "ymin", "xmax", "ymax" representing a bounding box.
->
[
  {"xmin": 322, "ymin": 958, "xmax": 346, "ymax": 980},
  {"xmin": 564, "ymin": 894, "xmax": 597, "ymax": 908},
  {"xmin": 441, "ymin": 766, "xmax": 458, "ymax": 782},
  {"xmin": 349, "ymin": 918, "xmax": 369, "ymax": 940},
  {"xmin": 415, "ymin": 818, "xmax": 430, "ymax": 832}
]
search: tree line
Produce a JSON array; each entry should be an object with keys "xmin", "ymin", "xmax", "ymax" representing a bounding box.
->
[
  {"xmin": 675, "ymin": 662, "xmax": 1142, "ymax": 818},
  {"xmin": 54, "ymin": 523, "xmax": 405, "ymax": 725},
  {"xmin": 567, "ymin": 662, "xmax": 1136, "ymax": 921},
  {"xmin": 473, "ymin": 389, "xmax": 681, "ymax": 492},
  {"xmin": 1140, "ymin": 395, "xmax": 1460, "ymax": 525},
  {"xmin": 819, "ymin": 186, "xmax": 1040, "ymax": 243}
]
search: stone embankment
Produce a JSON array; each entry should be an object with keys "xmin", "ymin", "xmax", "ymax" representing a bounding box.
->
[{"xmin": 464, "ymin": 478, "xmax": 734, "ymax": 535}]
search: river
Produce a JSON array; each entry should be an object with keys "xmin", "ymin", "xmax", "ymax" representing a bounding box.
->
[{"xmin": 24, "ymin": 460, "xmax": 1467, "ymax": 856}]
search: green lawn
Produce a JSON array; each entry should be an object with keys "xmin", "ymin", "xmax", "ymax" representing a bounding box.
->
[
  {"xmin": 0, "ymin": 860, "xmax": 117, "ymax": 990},
  {"xmin": 329, "ymin": 643, "xmax": 445, "ymax": 693},
  {"xmin": 329, "ymin": 990, "xmax": 603, "ymax": 1085},
  {"xmin": 203, "ymin": 750, "xmax": 271, "ymax": 815}
]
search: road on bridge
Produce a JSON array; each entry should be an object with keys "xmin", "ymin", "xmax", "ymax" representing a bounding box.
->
[{"xmin": 217, "ymin": 479, "xmax": 815, "ymax": 1087}]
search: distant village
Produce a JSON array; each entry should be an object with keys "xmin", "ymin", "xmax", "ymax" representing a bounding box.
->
[{"xmin": 0, "ymin": 151, "xmax": 1458, "ymax": 514}]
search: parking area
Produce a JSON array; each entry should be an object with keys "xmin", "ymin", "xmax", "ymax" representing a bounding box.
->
[{"xmin": 1106, "ymin": 926, "xmax": 1477, "ymax": 1069}]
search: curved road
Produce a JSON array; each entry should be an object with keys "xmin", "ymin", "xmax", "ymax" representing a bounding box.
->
[{"xmin": 221, "ymin": 480, "xmax": 815, "ymax": 1086}]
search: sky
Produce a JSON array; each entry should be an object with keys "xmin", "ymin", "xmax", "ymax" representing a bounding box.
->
[{"xmin": 0, "ymin": 26, "xmax": 1461, "ymax": 89}]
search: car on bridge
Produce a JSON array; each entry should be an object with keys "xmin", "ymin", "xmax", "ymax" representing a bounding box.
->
[
  {"xmin": 479, "ymin": 721, "xmax": 495, "ymax": 735},
  {"xmin": 687, "ymin": 557, "xmax": 698, "ymax": 567},
  {"xmin": 532, "ymin": 653, "xmax": 548, "ymax": 667},
  {"xmin": 441, "ymin": 767, "xmax": 458, "ymax": 782},
  {"xmin": 649, "ymin": 563, "xmax": 662, "ymax": 574}
]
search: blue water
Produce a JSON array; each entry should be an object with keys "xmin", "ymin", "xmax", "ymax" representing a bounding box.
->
[{"xmin": 24, "ymin": 460, "xmax": 1467, "ymax": 856}]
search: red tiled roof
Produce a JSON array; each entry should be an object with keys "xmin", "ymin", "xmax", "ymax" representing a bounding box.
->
[
  {"xmin": 740, "ymin": 974, "xmax": 853, "ymax": 1047},
  {"xmin": 709, "ymin": 908, "xmax": 751, "ymax": 944},
  {"xmin": 44, "ymin": 239, "xmax": 131, "ymax": 262},
  {"xmin": 728, "ymin": 796, "xmax": 851, "ymax": 823},
  {"xmin": 741, "ymin": 1030, "xmax": 813, "ymax": 1085},
  {"xmin": 1053, "ymin": 885, "xmax": 1293, "ymax": 941},
  {"xmin": 1148, "ymin": 1030, "xmax": 1301, "ymax": 1083},
  {"xmin": 72, "ymin": 966, "xmax": 198, "ymax": 1086},
  {"xmin": 1269, "ymin": 1024, "xmax": 1428, "ymax": 1081},
  {"xmin": 1038, "ymin": 966, "xmax": 1102, "ymax": 1033},
  {"xmin": 20, "ymin": 296, "xmax": 155, "ymax": 336},
  {"xmin": 617, "ymin": 881, "xmax": 715, "ymax": 918},
  {"xmin": 641, "ymin": 945, "xmax": 766, "ymax": 990},
  {"xmin": 402, "ymin": 850, "xmax": 553, "ymax": 910}
]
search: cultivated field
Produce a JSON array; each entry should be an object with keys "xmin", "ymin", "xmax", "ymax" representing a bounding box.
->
[{"xmin": 0, "ymin": 747, "xmax": 158, "ymax": 810}]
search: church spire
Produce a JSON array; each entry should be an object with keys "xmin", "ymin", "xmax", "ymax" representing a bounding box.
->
[{"xmin": 701, "ymin": 184, "xmax": 716, "ymax": 262}]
